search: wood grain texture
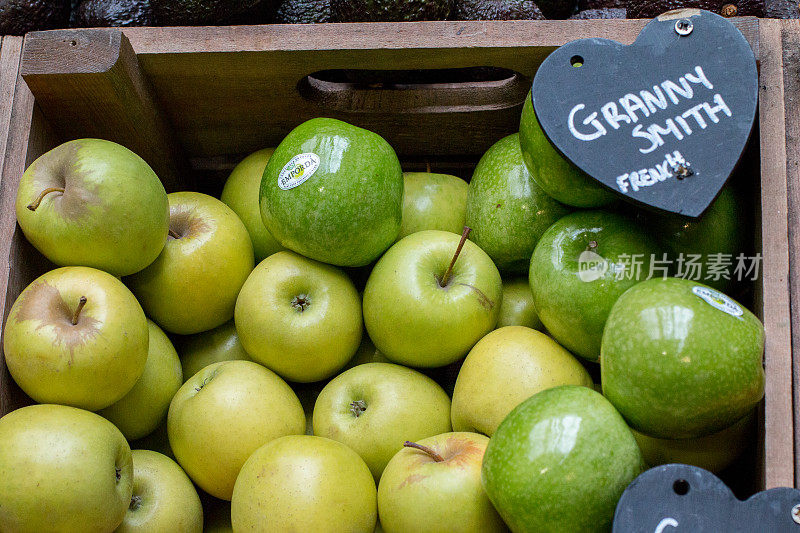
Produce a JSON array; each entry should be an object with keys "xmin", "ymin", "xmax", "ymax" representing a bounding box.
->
[
  {"xmin": 20, "ymin": 29, "xmax": 191, "ymax": 192},
  {"xmin": 780, "ymin": 19, "xmax": 800, "ymax": 488}
]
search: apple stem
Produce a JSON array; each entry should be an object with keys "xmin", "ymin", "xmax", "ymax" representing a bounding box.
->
[
  {"xmin": 71, "ymin": 296, "xmax": 87, "ymax": 325},
  {"xmin": 168, "ymin": 228, "xmax": 180, "ymax": 239},
  {"xmin": 588, "ymin": 240, "xmax": 598, "ymax": 250},
  {"xmin": 349, "ymin": 400, "xmax": 367, "ymax": 417},
  {"xmin": 129, "ymin": 495, "xmax": 142, "ymax": 511},
  {"xmin": 404, "ymin": 441, "xmax": 444, "ymax": 462},
  {"xmin": 439, "ymin": 226, "xmax": 471, "ymax": 288},
  {"xmin": 426, "ymin": 160, "xmax": 431, "ymax": 173},
  {"xmin": 26, "ymin": 187, "xmax": 65, "ymax": 211}
]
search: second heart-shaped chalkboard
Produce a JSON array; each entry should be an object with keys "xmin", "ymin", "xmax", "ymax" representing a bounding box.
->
[{"xmin": 531, "ymin": 9, "xmax": 758, "ymax": 217}]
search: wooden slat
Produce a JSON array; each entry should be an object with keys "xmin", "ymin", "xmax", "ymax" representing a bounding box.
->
[
  {"xmin": 780, "ymin": 19, "xmax": 800, "ymax": 488},
  {"xmin": 20, "ymin": 29, "xmax": 191, "ymax": 192}
]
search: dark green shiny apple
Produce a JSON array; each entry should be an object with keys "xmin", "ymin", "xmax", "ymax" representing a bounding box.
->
[
  {"xmin": 601, "ymin": 277, "xmax": 765, "ymax": 438},
  {"xmin": 466, "ymin": 133, "xmax": 570, "ymax": 273},
  {"xmin": 519, "ymin": 94, "xmax": 615, "ymax": 208},
  {"xmin": 529, "ymin": 210, "xmax": 661, "ymax": 361},
  {"xmin": 482, "ymin": 385, "xmax": 643, "ymax": 533}
]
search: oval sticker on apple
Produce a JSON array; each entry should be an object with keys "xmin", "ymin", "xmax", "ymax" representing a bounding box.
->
[
  {"xmin": 691, "ymin": 286, "xmax": 743, "ymax": 317},
  {"xmin": 278, "ymin": 153, "xmax": 321, "ymax": 190}
]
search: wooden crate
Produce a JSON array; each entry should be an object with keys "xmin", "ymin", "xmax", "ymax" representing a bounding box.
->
[{"xmin": 0, "ymin": 19, "xmax": 793, "ymax": 492}]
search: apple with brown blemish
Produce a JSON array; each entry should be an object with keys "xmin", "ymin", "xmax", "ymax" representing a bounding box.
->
[
  {"xmin": 127, "ymin": 192, "xmax": 254, "ymax": 335},
  {"xmin": 2, "ymin": 266, "xmax": 148, "ymax": 410},
  {"xmin": 377, "ymin": 432, "xmax": 506, "ymax": 533},
  {"xmin": 15, "ymin": 139, "xmax": 169, "ymax": 277},
  {"xmin": 363, "ymin": 229, "xmax": 503, "ymax": 368}
]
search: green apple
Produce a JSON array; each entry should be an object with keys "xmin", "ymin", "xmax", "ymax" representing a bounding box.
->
[
  {"xmin": 497, "ymin": 277, "xmax": 542, "ymax": 330},
  {"xmin": 313, "ymin": 362, "xmax": 452, "ymax": 479},
  {"xmin": 231, "ymin": 435, "xmax": 377, "ymax": 532},
  {"xmin": 644, "ymin": 184, "xmax": 747, "ymax": 292},
  {"xmin": 235, "ymin": 250, "xmax": 362, "ymax": 382},
  {"xmin": 168, "ymin": 360, "xmax": 305, "ymax": 500},
  {"xmin": 220, "ymin": 148, "xmax": 284, "ymax": 261},
  {"xmin": 15, "ymin": 139, "xmax": 169, "ymax": 277},
  {"xmin": 529, "ymin": 210, "xmax": 661, "ymax": 361},
  {"xmin": 99, "ymin": 320, "xmax": 182, "ymax": 440},
  {"xmin": 601, "ymin": 277, "xmax": 765, "ymax": 438},
  {"xmin": 3, "ymin": 266, "xmax": 148, "ymax": 410},
  {"xmin": 378, "ymin": 432, "xmax": 505, "ymax": 533},
  {"xmin": 632, "ymin": 411, "xmax": 754, "ymax": 474},
  {"xmin": 260, "ymin": 117, "xmax": 403, "ymax": 266},
  {"xmin": 482, "ymin": 385, "xmax": 643, "ymax": 533},
  {"xmin": 452, "ymin": 326, "xmax": 592, "ymax": 436},
  {"xmin": 0, "ymin": 404, "xmax": 133, "ymax": 533},
  {"xmin": 364, "ymin": 230, "xmax": 502, "ymax": 368},
  {"xmin": 175, "ymin": 320, "xmax": 251, "ymax": 381},
  {"xmin": 520, "ymin": 95, "xmax": 615, "ymax": 208},
  {"xmin": 117, "ymin": 450, "xmax": 202, "ymax": 533},
  {"xmin": 344, "ymin": 335, "xmax": 391, "ymax": 370},
  {"xmin": 466, "ymin": 133, "xmax": 570, "ymax": 273},
  {"xmin": 127, "ymin": 191, "xmax": 254, "ymax": 335},
  {"xmin": 399, "ymin": 171, "xmax": 468, "ymax": 239},
  {"xmin": 130, "ymin": 420, "xmax": 174, "ymax": 460}
]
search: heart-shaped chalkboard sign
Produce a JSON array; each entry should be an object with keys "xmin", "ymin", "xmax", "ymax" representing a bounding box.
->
[
  {"xmin": 613, "ymin": 464, "xmax": 800, "ymax": 532},
  {"xmin": 532, "ymin": 9, "xmax": 758, "ymax": 217}
]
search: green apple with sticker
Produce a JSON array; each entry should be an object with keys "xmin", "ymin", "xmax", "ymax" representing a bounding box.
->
[
  {"xmin": 601, "ymin": 277, "xmax": 765, "ymax": 439},
  {"xmin": 260, "ymin": 118, "xmax": 403, "ymax": 267}
]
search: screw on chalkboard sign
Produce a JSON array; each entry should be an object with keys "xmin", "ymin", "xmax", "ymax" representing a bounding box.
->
[
  {"xmin": 613, "ymin": 464, "xmax": 800, "ymax": 532},
  {"xmin": 531, "ymin": 9, "xmax": 758, "ymax": 217}
]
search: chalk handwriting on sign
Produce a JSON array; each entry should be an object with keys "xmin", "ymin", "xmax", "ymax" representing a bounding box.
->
[
  {"xmin": 613, "ymin": 464, "xmax": 800, "ymax": 532},
  {"xmin": 531, "ymin": 9, "xmax": 758, "ymax": 217}
]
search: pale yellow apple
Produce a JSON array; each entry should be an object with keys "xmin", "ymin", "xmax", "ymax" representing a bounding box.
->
[
  {"xmin": 231, "ymin": 435, "xmax": 377, "ymax": 532},
  {"xmin": 0, "ymin": 404, "xmax": 132, "ymax": 533},
  {"xmin": 117, "ymin": 450, "xmax": 202, "ymax": 533},
  {"xmin": 451, "ymin": 326, "xmax": 592, "ymax": 436},
  {"xmin": 220, "ymin": 148, "xmax": 284, "ymax": 261},
  {"xmin": 3, "ymin": 266, "xmax": 148, "ymax": 410},
  {"xmin": 378, "ymin": 432, "xmax": 505, "ymax": 533},
  {"xmin": 313, "ymin": 362, "xmax": 452, "ymax": 479},
  {"xmin": 100, "ymin": 320, "xmax": 183, "ymax": 440},
  {"xmin": 235, "ymin": 250, "xmax": 362, "ymax": 382},
  {"xmin": 176, "ymin": 320, "xmax": 251, "ymax": 381},
  {"xmin": 167, "ymin": 360, "xmax": 305, "ymax": 500},
  {"xmin": 127, "ymin": 191, "xmax": 254, "ymax": 335}
]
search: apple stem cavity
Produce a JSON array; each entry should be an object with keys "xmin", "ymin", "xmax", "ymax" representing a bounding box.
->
[
  {"xmin": 71, "ymin": 296, "xmax": 87, "ymax": 325},
  {"xmin": 291, "ymin": 294, "xmax": 311, "ymax": 312},
  {"xmin": 588, "ymin": 240, "xmax": 598, "ymax": 250},
  {"xmin": 129, "ymin": 495, "xmax": 142, "ymax": 511},
  {"xmin": 404, "ymin": 441, "xmax": 445, "ymax": 462},
  {"xmin": 439, "ymin": 226, "xmax": 471, "ymax": 288},
  {"xmin": 26, "ymin": 187, "xmax": 65, "ymax": 211},
  {"xmin": 349, "ymin": 399, "xmax": 367, "ymax": 417}
]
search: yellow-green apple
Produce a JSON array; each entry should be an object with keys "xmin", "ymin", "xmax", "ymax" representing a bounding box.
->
[
  {"xmin": 497, "ymin": 277, "xmax": 542, "ymax": 330},
  {"xmin": 127, "ymin": 191, "xmax": 254, "ymax": 335},
  {"xmin": 344, "ymin": 335, "xmax": 391, "ymax": 370},
  {"xmin": 99, "ymin": 320, "xmax": 182, "ymax": 440},
  {"xmin": 520, "ymin": 94, "xmax": 615, "ymax": 208},
  {"xmin": 117, "ymin": 450, "xmax": 202, "ymax": 533},
  {"xmin": 175, "ymin": 320, "xmax": 251, "ymax": 381},
  {"xmin": 260, "ymin": 117, "xmax": 403, "ymax": 267},
  {"xmin": 601, "ymin": 278, "xmax": 765, "ymax": 438},
  {"xmin": 398, "ymin": 172, "xmax": 468, "ymax": 239},
  {"xmin": 313, "ymin": 362, "xmax": 452, "ymax": 479},
  {"xmin": 466, "ymin": 133, "xmax": 570, "ymax": 273},
  {"xmin": 529, "ymin": 210, "xmax": 661, "ymax": 361},
  {"xmin": 482, "ymin": 386, "xmax": 644, "ymax": 532},
  {"xmin": 220, "ymin": 148, "xmax": 284, "ymax": 261},
  {"xmin": 15, "ymin": 139, "xmax": 169, "ymax": 277},
  {"xmin": 0, "ymin": 404, "xmax": 133, "ymax": 533},
  {"xmin": 231, "ymin": 435, "xmax": 377, "ymax": 532},
  {"xmin": 235, "ymin": 250, "xmax": 362, "ymax": 382},
  {"xmin": 378, "ymin": 432, "xmax": 505, "ymax": 533},
  {"xmin": 451, "ymin": 326, "xmax": 592, "ymax": 436},
  {"xmin": 167, "ymin": 360, "xmax": 305, "ymax": 500},
  {"xmin": 632, "ymin": 411, "xmax": 754, "ymax": 474},
  {"xmin": 2, "ymin": 266, "xmax": 148, "ymax": 410},
  {"xmin": 363, "ymin": 229, "xmax": 502, "ymax": 368}
]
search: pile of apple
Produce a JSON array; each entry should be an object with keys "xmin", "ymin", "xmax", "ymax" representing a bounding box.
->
[{"xmin": 0, "ymin": 96, "xmax": 764, "ymax": 533}]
